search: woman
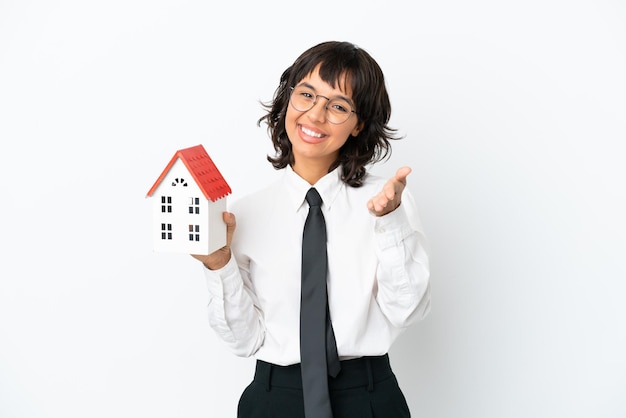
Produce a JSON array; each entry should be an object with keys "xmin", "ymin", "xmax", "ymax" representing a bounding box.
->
[{"xmin": 193, "ymin": 41, "xmax": 431, "ymax": 418}]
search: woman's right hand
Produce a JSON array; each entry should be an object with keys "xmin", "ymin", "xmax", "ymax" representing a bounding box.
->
[{"xmin": 191, "ymin": 212, "xmax": 236, "ymax": 270}]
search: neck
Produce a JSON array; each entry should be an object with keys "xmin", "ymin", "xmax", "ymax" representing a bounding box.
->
[{"xmin": 292, "ymin": 160, "xmax": 332, "ymax": 185}]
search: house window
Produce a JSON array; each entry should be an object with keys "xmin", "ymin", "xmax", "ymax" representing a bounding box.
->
[
  {"xmin": 161, "ymin": 196, "xmax": 172, "ymax": 213},
  {"xmin": 189, "ymin": 197, "xmax": 200, "ymax": 214},
  {"xmin": 172, "ymin": 178, "xmax": 188, "ymax": 187},
  {"xmin": 188, "ymin": 225, "xmax": 200, "ymax": 241},
  {"xmin": 161, "ymin": 223, "xmax": 172, "ymax": 240}
]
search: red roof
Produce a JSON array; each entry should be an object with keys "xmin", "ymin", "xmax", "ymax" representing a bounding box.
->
[{"xmin": 146, "ymin": 144, "xmax": 231, "ymax": 201}]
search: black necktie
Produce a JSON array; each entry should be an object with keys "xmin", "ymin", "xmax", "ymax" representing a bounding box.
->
[{"xmin": 300, "ymin": 188, "xmax": 340, "ymax": 418}]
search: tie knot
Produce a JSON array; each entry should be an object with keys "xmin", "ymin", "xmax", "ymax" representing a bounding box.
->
[{"xmin": 305, "ymin": 188, "xmax": 322, "ymax": 207}]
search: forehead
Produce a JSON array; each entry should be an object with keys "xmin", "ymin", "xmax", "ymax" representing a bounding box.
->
[{"xmin": 298, "ymin": 64, "xmax": 353, "ymax": 97}]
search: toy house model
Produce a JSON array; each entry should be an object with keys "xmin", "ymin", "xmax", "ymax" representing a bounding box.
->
[{"xmin": 146, "ymin": 144, "xmax": 231, "ymax": 255}]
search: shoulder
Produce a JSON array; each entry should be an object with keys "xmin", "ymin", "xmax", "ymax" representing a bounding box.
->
[
  {"xmin": 344, "ymin": 172, "xmax": 387, "ymax": 197},
  {"xmin": 361, "ymin": 172, "xmax": 387, "ymax": 189},
  {"xmin": 228, "ymin": 177, "xmax": 283, "ymax": 215}
]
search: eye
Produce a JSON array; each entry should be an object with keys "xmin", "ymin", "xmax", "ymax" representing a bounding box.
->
[
  {"xmin": 329, "ymin": 100, "xmax": 351, "ymax": 114},
  {"xmin": 294, "ymin": 87, "xmax": 315, "ymax": 100}
]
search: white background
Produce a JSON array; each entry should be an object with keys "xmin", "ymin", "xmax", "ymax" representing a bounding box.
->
[{"xmin": 1, "ymin": 1, "xmax": 625, "ymax": 417}]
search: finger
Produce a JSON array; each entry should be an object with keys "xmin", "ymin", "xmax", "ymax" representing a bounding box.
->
[
  {"xmin": 223, "ymin": 212, "xmax": 236, "ymax": 245},
  {"xmin": 223, "ymin": 211, "xmax": 236, "ymax": 227},
  {"xmin": 372, "ymin": 194, "xmax": 391, "ymax": 213},
  {"xmin": 384, "ymin": 182, "xmax": 396, "ymax": 200},
  {"xmin": 394, "ymin": 166, "xmax": 412, "ymax": 184},
  {"xmin": 367, "ymin": 197, "xmax": 380, "ymax": 212}
]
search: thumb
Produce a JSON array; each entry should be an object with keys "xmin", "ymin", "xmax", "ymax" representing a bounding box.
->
[
  {"xmin": 223, "ymin": 212, "xmax": 236, "ymax": 227},
  {"xmin": 223, "ymin": 212, "xmax": 236, "ymax": 245},
  {"xmin": 395, "ymin": 166, "xmax": 412, "ymax": 184}
]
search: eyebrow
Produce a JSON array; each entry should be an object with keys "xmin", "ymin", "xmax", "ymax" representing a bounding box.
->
[{"xmin": 296, "ymin": 81, "xmax": 354, "ymax": 104}]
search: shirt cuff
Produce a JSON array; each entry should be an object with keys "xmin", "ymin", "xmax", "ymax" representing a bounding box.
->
[
  {"xmin": 374, "ymin": 204, "xmax": 414, "ymax": 250},
  {"xmin": 204, "ymin": 254, "xmax": 242, "ymax": 299}
]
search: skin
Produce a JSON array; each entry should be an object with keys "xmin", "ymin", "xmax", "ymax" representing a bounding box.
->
[
  {"xmin": 193, "ymin": 67, "xmax": 411, "ymax": 270},
  {"xmin": 286, "ymin": 68, "xmax": 363, "ymax": 185}
]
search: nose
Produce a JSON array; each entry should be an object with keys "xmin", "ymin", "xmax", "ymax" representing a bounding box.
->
[{"xmin": 306, "ymin": 95, "xmax": 331, "ymax": 122}]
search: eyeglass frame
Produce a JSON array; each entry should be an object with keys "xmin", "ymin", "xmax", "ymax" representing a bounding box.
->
[{"xmin": 288, "ymin": 86, "xmax": 357, "ymax": 125}]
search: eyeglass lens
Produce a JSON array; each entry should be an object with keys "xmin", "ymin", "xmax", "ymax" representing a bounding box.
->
[{"xmin": 290, "ymin": 86, "xmax": 354, "ymax": 124}]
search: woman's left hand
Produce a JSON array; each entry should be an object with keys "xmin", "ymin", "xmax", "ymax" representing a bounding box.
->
[{"xmin": 367, "ymin": 166, "xmax": 412, "ymax": 216}]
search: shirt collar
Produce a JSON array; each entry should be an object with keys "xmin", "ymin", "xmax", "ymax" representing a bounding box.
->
[{"xmin": 284, "ymin": 165, "xmax": 344, "ymax": 211}]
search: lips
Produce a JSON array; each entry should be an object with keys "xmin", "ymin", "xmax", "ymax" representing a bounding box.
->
[{"xmin": 299, "ymin": 124, "xmax": 327, "ymax": 144}]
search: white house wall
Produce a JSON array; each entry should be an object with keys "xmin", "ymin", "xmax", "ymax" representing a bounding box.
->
[
  {"xmin": 151, "ymin": 159, "xmax": 227, "ymax": 255},
  {"xmin": 206, "ymin": 196, "xmax": 227, "ymax": 254}
]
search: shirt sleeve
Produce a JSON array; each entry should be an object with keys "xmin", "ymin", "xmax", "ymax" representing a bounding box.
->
[
  {"xmin": 203, "ymin": 254, "xmax": 265, "ymax": 357},
  {"xmin": 373, "ymin": 189, "xmax": 431, "ymax": 328}
]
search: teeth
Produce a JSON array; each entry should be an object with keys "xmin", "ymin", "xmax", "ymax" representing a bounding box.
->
[{"xmin": 301, "ymin": 126, "xmax": 323, "ymax": 138}]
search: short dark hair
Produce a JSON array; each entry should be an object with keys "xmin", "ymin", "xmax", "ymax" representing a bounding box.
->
[{"xmin": 258, "ymin": 41, "xmax": 401, "ymax": 187}]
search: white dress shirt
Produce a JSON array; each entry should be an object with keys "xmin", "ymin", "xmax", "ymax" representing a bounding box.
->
[{"xmin": 203, "ymin": 166, "xmax": 431, "ymax": 366}]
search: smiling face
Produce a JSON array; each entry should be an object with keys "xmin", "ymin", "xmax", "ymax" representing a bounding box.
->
[{"xmin": 285, "ymin": 65, "xmax": 362, "ymax": 183}]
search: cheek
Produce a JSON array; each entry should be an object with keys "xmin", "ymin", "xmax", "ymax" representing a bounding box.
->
[
  {"xmin": 285, "ymin": 105, "xmax": 298, "ymax": 123},
  {"xmin": 339, "ymin": 125, "xmax": 358, "ymax": 142},
  {"xmin": 284, "ymin": 107, "xmax": 299, "ymax": 135}
]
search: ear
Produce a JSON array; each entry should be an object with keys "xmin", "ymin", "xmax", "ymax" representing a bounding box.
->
[{"xmin": 351, "ymin": 121, "xmax": 364, "ymax": 137}]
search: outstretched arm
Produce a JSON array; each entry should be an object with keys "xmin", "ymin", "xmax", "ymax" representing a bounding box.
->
[{"xmin": 370, "ymin": 169, "xmax": 431, "ymax": 327}]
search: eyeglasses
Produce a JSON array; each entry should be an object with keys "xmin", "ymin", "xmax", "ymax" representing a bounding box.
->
[{"xmin": 289, "ymin": 86, "xmax": 356, "ymax": 125}]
